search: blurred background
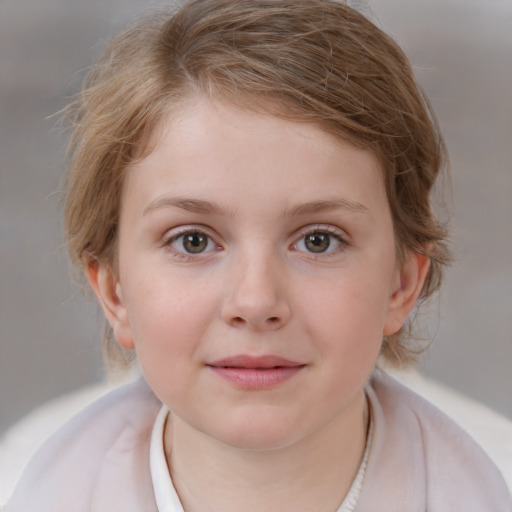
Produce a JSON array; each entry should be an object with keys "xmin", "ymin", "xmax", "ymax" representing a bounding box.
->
[{"xmin": 1, "ymin": 0, "xmax": 511, "ymax": 436}]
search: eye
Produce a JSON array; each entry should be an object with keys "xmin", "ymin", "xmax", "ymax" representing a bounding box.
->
[
  {"xmin": 168, "ymin": 230, "xmax": 218, "ymax": 255},
  {"xmin": 293, "ymin": 228, "xmax": 345, "ymax": 254}
]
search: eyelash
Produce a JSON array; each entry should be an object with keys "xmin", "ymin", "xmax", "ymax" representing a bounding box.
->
[
  {"xmin": 291, "ymin": 225, "xmax": 349, "ymax": 258},
  {"xmin": 161, "ymin": 225, "xmax": 349, "ymax": 261},
  {"xmin": 162, "ymin": 227, "xmax": 221, "ymax": 262}
]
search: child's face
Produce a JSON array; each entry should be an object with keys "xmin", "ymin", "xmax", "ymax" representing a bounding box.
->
[{"xmin": 91, "ymin": 98, "xmax": 426, "ymax": 450}]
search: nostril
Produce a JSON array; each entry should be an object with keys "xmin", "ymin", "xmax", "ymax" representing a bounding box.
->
[
  {"xmin": 226, "ymin": 311, "xmax": 288, "ymax": 329},
  {"xmin": 232, "ymin": 317, "xmax": 246, "ymax": 327}
]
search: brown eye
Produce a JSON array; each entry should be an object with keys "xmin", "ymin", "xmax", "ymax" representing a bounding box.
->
[
  {"xmin": 169, "ymin": 230, "xmax": 216, "ymax": 255},
  {"xmin": 304, "ymin": 233, "xmax": 331, "ymax": 253},
  {"xmin": 182, "ymin": 232, "xmax": 208, "ymax": 253},
  {"xmin": 293, "ymin": 229, "xmax": 345, "ymax": 255}
]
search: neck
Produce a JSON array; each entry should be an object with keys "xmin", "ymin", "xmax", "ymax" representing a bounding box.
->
[{"xmin": 165, "ymin": 391, "xmax": 369, "ymax": 512}]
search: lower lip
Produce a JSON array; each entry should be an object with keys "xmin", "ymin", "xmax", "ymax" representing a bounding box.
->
[{"xmin": 208, "ymin": 366, "xmax": 305, "ymax": 389}]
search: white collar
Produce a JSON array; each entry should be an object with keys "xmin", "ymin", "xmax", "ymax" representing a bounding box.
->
[
  {"xmin": 150, "ymin": 404, "xmax": 373, "ymax": 512},
  {"xmin": 150, "ymin": 406, "xmax": 185, "ymax": 512}
]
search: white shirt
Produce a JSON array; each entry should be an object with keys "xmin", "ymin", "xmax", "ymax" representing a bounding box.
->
[
  {"xmin": 6, "ymin": 373, "xmax": 511, "ymax": 511},
  {"xmin": 150, "ymin": 405, "xmax": 374, "ymax": 512}
]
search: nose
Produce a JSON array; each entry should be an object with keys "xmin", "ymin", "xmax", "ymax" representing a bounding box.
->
[{"xmin": 221, "ymin": 253, "xmax": 291, "ymax": 331}]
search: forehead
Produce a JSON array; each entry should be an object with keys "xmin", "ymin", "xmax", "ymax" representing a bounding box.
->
[{"xmin": 123, "ymin": 98, "xmax": 388, "ymax": 221}]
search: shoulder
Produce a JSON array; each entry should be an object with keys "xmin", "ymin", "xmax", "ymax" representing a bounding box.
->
[
  {"xmin": 3, "ymin": 379, "xmax": 161, "ymax": 512},
  {"xmin": 359, "ymin": 371, "xmax": 512, "ymax": 511}
]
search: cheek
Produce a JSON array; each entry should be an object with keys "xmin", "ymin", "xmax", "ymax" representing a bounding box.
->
[
  {"xmin": 122, "ymin": 272, "xmax": 217, "ymax": 375},
  {"xmin": 316, "ymin": 269, "xmax": 391, "ymax": 323},
  {"xmin": 305, "ymin": 274, "xmax": 391, "ymax": 361}
]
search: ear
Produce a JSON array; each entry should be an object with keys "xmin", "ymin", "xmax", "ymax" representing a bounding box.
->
[
  {"xmin": 85, "ymin": 259, "xmax": 135, "ymax": 350},
  {"xmin": 383, "ymin": 251, "xmax": 430, "ymax": 336}
]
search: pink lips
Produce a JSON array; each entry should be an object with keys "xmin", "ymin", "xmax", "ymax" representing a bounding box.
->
[{"xmin": 207, "ymin": 355, "xmax": 305, "ymax": 389}]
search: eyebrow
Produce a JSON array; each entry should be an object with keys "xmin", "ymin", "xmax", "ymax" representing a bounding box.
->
[
  {"xmin": 285, "ymin": 198, "xmax": 369, "ymax": 216},
  {"xmin": 143, "ymin": 197, "xmax": 223, "ymax": 216},
  {"xmin": 143, "ymin": 196, "xmax": 368, "ymax": 217}
]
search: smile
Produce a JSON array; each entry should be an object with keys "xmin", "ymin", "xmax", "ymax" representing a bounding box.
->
[{"xmin": 207, "ymin": 355, "xmax": 306, "ymax": 390}]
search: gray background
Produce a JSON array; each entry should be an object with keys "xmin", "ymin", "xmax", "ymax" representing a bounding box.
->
[{"xmin": 1, "ymin": 0, "xmax": 511, "ymax": 435}]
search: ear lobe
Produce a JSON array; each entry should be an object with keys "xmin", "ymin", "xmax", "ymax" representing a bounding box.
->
[
  {"xmin": 85, "ymin": 260, "xmax": 135, "ymax": 350},
  {"xmin": 383, "ymin": 251, "xmax": 430, "ymax": 336}
]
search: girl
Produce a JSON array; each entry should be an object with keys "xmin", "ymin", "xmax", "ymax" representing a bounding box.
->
[{"xmin": 5, "ymin": 1, "xmax": 511, "ymax": 510}]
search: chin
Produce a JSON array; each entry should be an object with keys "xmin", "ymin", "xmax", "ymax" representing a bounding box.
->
[
  {"xmin": 209, "ymin": 415, "xmax": 306, "ymax": 452},
  {"xmin": 221, "ymin": 432, "xmax": 299, "ymax": 452}
]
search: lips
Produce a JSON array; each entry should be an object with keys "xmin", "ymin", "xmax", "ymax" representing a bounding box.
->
[
  {"xmin": 209, "ymin": 355, "xmax": 303, "ymax": 369},
  {"xmin": 207, "ymin": 355, "xmax": 305, "ymax": 389}
]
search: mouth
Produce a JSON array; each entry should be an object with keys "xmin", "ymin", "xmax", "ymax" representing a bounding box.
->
[{"xmin": 207, "ymin": 355, "xmax": 306, "ymax": 389}]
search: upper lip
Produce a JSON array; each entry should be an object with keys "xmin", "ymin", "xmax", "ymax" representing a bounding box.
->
[{"xmin": 207, "ymin": 355, "xmax": 304, "ymax": 369}]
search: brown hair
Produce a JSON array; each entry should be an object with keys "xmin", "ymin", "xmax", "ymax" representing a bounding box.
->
[{"xmin": 64, "ymin": 0, "xmax": 450, "ymax": 367}]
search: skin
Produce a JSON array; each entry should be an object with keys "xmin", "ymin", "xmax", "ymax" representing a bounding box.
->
[{"xmin": 87, "ymin": 98, "xmax": 429, "ymax": 512}]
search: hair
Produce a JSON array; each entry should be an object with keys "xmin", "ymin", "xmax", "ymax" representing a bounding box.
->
[{"xmin": 64, "ymin": 0, "xmax": 451, "ymax": 368}]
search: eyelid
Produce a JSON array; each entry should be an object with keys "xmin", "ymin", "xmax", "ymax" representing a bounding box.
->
[
  {"xmin": 295, "ymin": 224, "xmax": 349, "ymax": 241},
  {"xmin": 161, "ymin": 225, "xmax": 222, "ymax": 259},
  {"xmin": 162, "ymin": 224, "xmax": 218, "ymax": 240},
  {"xmin": 291, "ymin": 224, "xmax": 350, "ymax": 255}
]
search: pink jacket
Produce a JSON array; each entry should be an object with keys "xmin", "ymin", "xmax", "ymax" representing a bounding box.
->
[{"xmin": 4, "ymin": 372, "xmax": 511, "ymax": 511}]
